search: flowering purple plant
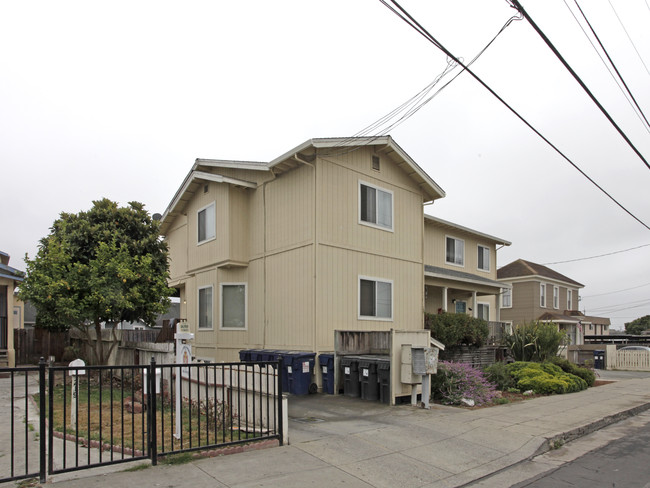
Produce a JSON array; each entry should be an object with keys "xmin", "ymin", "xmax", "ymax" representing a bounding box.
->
[{"xmin": 432, "ymin": 361, "xmax": 499, "ymax": 406}]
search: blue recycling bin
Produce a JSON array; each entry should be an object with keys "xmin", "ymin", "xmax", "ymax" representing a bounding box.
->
[
  {"xmin": 319, "ymin": 353, "xmax": 335, "ymax": 394},
  {"xmin": 594, "ymin": 350, "xmax": 605, "ymax": 369},
  {"xmin": 239, "ymin": 349, "xmax": 252, "ymax": 362},
  {"xmin": 285, "ymin": 352, "xmax": 316, "ymax": 395}
]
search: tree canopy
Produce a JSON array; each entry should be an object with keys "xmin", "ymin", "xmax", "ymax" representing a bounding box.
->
[
  {"xmin": 625, "ymin": 315, "xmax": 650, "ymax": 335},
  {"xmin": 20, "ymin": 199, "xmax": 172, "ymax": 364}
]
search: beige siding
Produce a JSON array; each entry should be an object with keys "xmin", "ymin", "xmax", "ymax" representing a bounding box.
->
[
  {"xmin": 228, "ymin": 187, "xmax": 250, "ymax": 264},
  {"xmin": 317, "ymin": 150, "xmax": 423, "ymax": 262},
  {"xmin": 424, "ymin": 221, "xmax": 498, "ymax": 280},
  {"xmin": 315, "ymin": 245, "xmax": 423, "ymax": 351},
  {"xmin": 265, "ymin": 164, "xmax": 314, "ymax": 253},
  {"xmin": 186, "ymin": 182, "xmax": 229, "ymax": 272},
  {"xmin": 166, "ymin": 214, "xmax": 188, "ymax": 281},
  {"xmin": 500, "ymin": 281, "xmax": 540, "ymax": 326}
]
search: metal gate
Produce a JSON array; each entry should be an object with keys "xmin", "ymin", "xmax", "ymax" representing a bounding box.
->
[{"xmin": 0, "ymin": 357, "xmax": 283, "ymax": 483}]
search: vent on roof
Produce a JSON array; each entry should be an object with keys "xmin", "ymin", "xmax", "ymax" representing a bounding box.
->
[{"xmin": 372, "ymin": 155, "xmax": 380, "ymax": 171}]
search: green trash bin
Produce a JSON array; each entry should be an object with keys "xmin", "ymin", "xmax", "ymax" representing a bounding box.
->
[
  {"xmin": 359, "ymin": 357, "xmax": 379, "ymax": 401},
  {"xmin": 377, "ymin": 357, "xmax": 390, "ymax": 404},
  {"xmin": 342, "ymin": 356, "xmax": 361, "ymax": 397}
]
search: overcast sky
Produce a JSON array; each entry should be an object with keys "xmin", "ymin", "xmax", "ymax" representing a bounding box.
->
[{"xmin": 2, "ymin": 1, "xmax": 649, "ymax": 330}]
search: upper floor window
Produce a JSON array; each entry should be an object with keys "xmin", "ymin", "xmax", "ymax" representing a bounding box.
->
[
  {"xmin": 477, "ymin": 245, "xmax": 490, "ymax": 271},
  {"xmin": 198, "ymin": 285, "xmax": 213, "ymax": 329},
  {"xmin": 540, "ymin": 283, "xmax": 546, "ymax": 308},
  {"xmin": 359, "ymin": 181, "xmax": 393, "ymax": 231},
  {"xmin": 446, "ymin": 237, "xmax": 464, "ymax": 266},
  {"xmin": 221, "ymin": 283, "xmax": 247, "ymax": 329},
  {"xmin": 198, "ymin": 202, "xmax": 216, "ymax": 244},
  {"xmin": 567, "ymin": 289, "xmax": 573, "ymax": 310},
  {"xmin": 502, "ymin": 288, "xmax": 512, "ymax": 308},
  {"xmin": 359, "ymin": 276, "xmax": 392, "ymax": 320},
  {"xmin": 553, "ymin": 286, "xmax": 559, "ymax": 309}
]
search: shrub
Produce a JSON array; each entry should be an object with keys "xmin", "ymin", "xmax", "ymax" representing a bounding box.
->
[
  {"xmin": 483, "ymin": 362, "xmax": 515, "ymax": 391},
  {"xmin": 547, "ymin": 357, "xmax": 596, "ymax": 387},
  {"xmin": 425, "ymin": 313, "xmax": 489, "ymax": 349},
  {"xmin": 431, "ymin": 361, "xmax": 499, "ymax": 406},
  {"xmin": 505, "ymin": 321, "xmax": 568, "ymax": 362},
  {"xmin": 506, "ymin": 361, "xmax": 587, "ymax": 395}
]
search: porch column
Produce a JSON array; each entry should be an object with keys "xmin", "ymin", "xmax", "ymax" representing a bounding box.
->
[
  {"xmin": 495, "ymin": 290, "xmax": 501, "ymax": 322},
  {"xmin": 472, "ymin": 291, "xmax": 477, "ymax": 318},
  {"xmin": 442, "ymin": 287, "xmax": 448, "ymax": 312}
]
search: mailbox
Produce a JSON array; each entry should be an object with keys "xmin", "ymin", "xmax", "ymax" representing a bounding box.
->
[{"xmin": 411, "ymin": 347, "xmax": 438, "ymax": 375}]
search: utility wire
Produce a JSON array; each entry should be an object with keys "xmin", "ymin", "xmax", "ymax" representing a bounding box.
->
[
  {"xmin": 608, "ymin": 0, "xmax": 650, "ymax": 77},
  {"xmin": 378, "ymin": 0, "xmax": 650, "ymax": 231},
  {"xmin": 568, "ymin": 0, "xmax": 650, "ymax": 133},
  {"xmin": 510, "ymin": 0, "xmax": 650, "ymax": 171},
  {"xmin": 542, "ymin": 242, "xmax": 650, "ymax": 265},
  {"xmin": 582, "ymin": 281, "xmax": 650, "ymax": 298}
]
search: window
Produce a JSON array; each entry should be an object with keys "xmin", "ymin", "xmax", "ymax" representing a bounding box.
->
[
  {"xmin": 198, "ymin": 286, "xmax": 213, "ymax": 329},
  {"xmin": 477, "ymin": 303, "xmax": 490, "ymax": 321},
  {"xmin": 477, "ymin": 245, "xmax": 490, "ymax": 271},
  {"xmin": 540, "ymin": 283, "xmax": 546, "ymax": 308},
  {"xmin": 455, "ymin": 300, "xmax": 467, "ymax": 314},
  {"xmin": 553, "ymin": 286, "xmax": 559, "ymax": 309},
  {"xmin": 446, "ymin": 237, "xmax": 464, "ymax": 266},
  {"xmin": 221, "ymin": 283, "xmax": 247, "ymax": 329},
  {"xmin": 197, "ymin": 202, "xmax": 216, "ymax": 244},
  {"xmin": 502, "ymin": 288, "xmax": 512, "ymax": 308},
  {"xmin": 359, "ymin": 182, "xmax": 393, "ymax": 231},
  {"xmin": 567, "ymin": 290, "xmax": 573, "ymax": 310},
  {"xmin": 359, "ymin": 277, "xmax": 392, "ymax": 320}
]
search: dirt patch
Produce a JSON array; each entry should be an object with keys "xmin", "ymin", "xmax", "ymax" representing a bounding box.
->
[{"xmin": 592, "ymin": 380, "xmax": 615, "ymax": 387}]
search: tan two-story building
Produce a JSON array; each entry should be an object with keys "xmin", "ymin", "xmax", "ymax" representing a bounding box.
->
[{"xmin": 161, "ymin": 137, "xmax": 510, "ymax": 363}]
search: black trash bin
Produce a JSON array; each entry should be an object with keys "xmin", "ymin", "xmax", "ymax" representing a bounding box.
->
[
  {"xmin": 594, "ymin": 350, "xmax": 605, "ymax": 369},
  {"xmin": 239, "ymin": 349, "xmax": 252, "ymax": 362},
  {"xmin": 319, "ymin": 353, "xmax": 335, "ymax": 394},
  {"xmin": 342, "ymin": 356, "xmax": 361, "ymax": 397},
  {"xmin": 359, "ymin": 357, "xmax": 379, "ymax": 401},
  {"xmin": 377, "ymin": 357, "xmax": 390, "ymax": 404}
]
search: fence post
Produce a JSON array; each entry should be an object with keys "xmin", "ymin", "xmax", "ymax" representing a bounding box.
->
[
  {"xmin": 277, "ymin": 356, "xmax": 283, "ymax": 446},
  {"xmin": 149, "ymin": 357, "xmax": 158, "ymax": 466},
  {"xmin": 39, "ymin": 357, "xmax": 47, "ymax": 484}
]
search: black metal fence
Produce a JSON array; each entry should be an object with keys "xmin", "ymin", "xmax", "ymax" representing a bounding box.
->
[{"xmin": 0, "ymin": 358, "xmax": 283, "ymax": 484}]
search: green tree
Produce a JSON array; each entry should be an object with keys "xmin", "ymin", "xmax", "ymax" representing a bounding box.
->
[
  {"xmin": 20, "ymin": 199, "xmax": 172, "ymax": 364},
  {"xmin": 625, "ymin": 315, "xmax": 650, "ymax": 335}
]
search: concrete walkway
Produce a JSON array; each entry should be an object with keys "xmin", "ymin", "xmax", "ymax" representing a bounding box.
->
[{"xmin": 8, "ymin": 370, "xmax": 650, "ymax": 487}]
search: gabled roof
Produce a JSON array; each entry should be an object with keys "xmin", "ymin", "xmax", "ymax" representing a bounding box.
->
[
  {"xmin": 160, "ymin": 136, "xmax": 446, "ymax": 236},
  {"xmin": 497, "ymin": 259, "xmax": 584, "ymax": 288},
  {"xmin": 0, "ymin": 255, "xmax": 24, "ymax": 282},
  {"xmin": 424, "ymin": 215, "xmax": 511, "ymax": 246}
]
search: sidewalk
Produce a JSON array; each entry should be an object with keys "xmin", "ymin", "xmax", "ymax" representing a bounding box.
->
[{"xmin": 37, "ymin": 371, "xmax": 650, "ymax": 487}]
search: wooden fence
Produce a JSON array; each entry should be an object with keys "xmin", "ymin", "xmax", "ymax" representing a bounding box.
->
[
  {"xmin": 607, "ymin": 350, "xmax": 650, "ymax": 371},
  {"xmin": 15, "ymin": 328, "xmax": 69, "ymax": 364}
]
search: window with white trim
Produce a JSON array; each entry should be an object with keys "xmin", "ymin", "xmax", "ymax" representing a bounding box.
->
[
  {"xmin": 359, "ymin": 182, "xmax": 393, "ymax": 231},
  {"xmin": 477, "ymin": 245, "xmax": 490, "ymax": 271},
  {"xmin": 502, "ymin": 287, "xmax": 512, "ymax": 308},
  {"xmin": 198, "ymin": 285, "xmax": 213, "ymax": 329},
  {"xmin": 540, "ymin": 283, "xmax": 546, "ymax": 308},
  {"xmin": 477, "ymin": 303, "xmax": 490, "ymax": 321},
  {"xmin": 221, "ymin": 283, "xmax": 247, "ymax": 329},
  {"xmin": 446, "ymin": 237, "xmax": 464, "ymax": 266},
  {"xmin": 553, "ymin": 286, "xmax": 559, "ymax": 309},
  {"xmin": 197, "ymin": 202, "xmax": 216, "ymax": 244},
  {"xmin": 567, "ymin": 289, "xmax": 573, "ymax": 310},
  {"xmin": 359, "ymin": 277, "xmax": 392, "ymax": 320}
]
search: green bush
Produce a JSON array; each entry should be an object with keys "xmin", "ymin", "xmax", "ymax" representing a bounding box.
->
[
  {"xmin": 425, "ymin": 312, "xmax": 489, "ymax": 349},
  {"xmin": 547, "ymin": 357, "xmax": 596, "ymax": 387},
  {"xmin": 505, "ymin": 321, "xmax": 568, "ymax": 362},
  {"xmin": 506, "ymin": 361, "xmax": 587, "ymax": 394},
  {"xmin": 483, "ymin": 362, "xmax": 515, "ymax": 390}
]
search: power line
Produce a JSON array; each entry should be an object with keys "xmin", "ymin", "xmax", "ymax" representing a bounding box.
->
[
  {"xmin": 542, "ymin": 243, "xmax": 650, "ymax": 265},
  {"xmin": 582, "ymin": 281, "xmax": 650, "ymax": 298},
  {"xmin": 608, "ymin": 0, "xmax": 650, "ymax": 77},
  {"xmin": 378, "ymin": 0, "xmax": 650, "ymax": 232},
  {"xmin": 510, "ymin": 0, "xmax": 650, "ymax": 172},
  {"xmin": 567, "ymin": 0, "xmax": 650, "ymax": 133}
]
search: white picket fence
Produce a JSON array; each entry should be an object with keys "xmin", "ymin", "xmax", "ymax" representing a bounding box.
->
[{"xmin": 609, "ymin": 350, "xmax": 650, "ymax": 371}]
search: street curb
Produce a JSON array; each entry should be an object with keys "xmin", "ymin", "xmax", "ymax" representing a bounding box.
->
[{"xmin": 535, "ymin": 401, "xmax": 650, "ymax": 456}]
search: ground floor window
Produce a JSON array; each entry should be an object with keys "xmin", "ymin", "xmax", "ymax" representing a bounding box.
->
[
  {"xmin": 359, "ymin": 277, "xmax": 392, "ymax": 320},
  {"xmin": 198, "ymin": 286, "xmax": 213, "ymax": 329},
  {"xmin": 221, "ymin": 283, "xmax": 247, "ymax": 329}
]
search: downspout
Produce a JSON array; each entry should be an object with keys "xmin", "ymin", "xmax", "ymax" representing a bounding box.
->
[{"xmin": 292, "ymin": 153, "xmax": 317, "ymax": 354}]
